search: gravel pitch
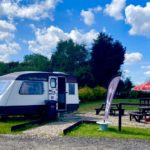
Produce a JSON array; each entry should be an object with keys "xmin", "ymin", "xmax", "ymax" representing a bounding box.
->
[
  {"xmin": 0, "ymin": 135, "xmax": 150, "ymax": 150},
  {"xmin": 0, "ymin": 112, "xmax": 150, "ymax": 150}
]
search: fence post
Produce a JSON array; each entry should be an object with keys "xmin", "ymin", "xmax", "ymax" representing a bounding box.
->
[{"xmin": 118, "ymin": 103, "xmax": 122, "ymax": 131}]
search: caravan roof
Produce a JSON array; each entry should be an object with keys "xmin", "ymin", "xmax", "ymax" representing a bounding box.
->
[{"xmin": 0, "ymin": 71, "xmax": 77, "ymax": 82}]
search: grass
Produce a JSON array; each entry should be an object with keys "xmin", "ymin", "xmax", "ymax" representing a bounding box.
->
[
  {"xmin": 77, "ymin": 99, "xmax": 139, "ymax": 113},
  {"xmin": 0, "ymin": 116, "xmax": 43, "ymax": 134},
  {"xmin": 66, "ymin": 123, "xmax": 150, "ymax": 140}
]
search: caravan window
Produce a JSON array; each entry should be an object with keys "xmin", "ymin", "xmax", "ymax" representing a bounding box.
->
[
  {"xmin": 0, "ymin": 80, "xmax": 12, "ymax": 95},
  {"xmin": 19, "ymin": 81, "xmax": 44, "ymax": 95},
  {"xmin": 50, "ymin": 78, "xmax": 56, "ymax": 88},
  {"xmin": 69, "ymin": 83, "xmax": 75, "ymax": 95}
]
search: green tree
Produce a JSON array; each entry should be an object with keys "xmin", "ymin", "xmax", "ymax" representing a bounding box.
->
[
  {"xmin": 21, "ymin": 54, "xmax": 50, "ymax": 71},
  {"xmin": 50, "ymin": 39, "xmax": 90, "ymax": 86},
  {"xmin": 116, "ymin": 77, "xmax": 133, "ymax": 98},
  {"xmin": 124, "ymin": 77, "xmax": 133, "ymax": 91},
  {"xmin": 50, "ymin": 39, "xmax": 88, "ymax": 74},
  {"xmin": 7, "ymin": 62, "xmax": 20, "ymax": 73},
  {"xmin": 0, "ymin": 62, "xmax": 9, "ymax": 75},
  {"xmin": 91, "ymin": 33, "xmax": 125, "ymax": 87}
]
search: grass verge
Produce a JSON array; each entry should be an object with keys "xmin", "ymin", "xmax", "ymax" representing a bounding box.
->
[
  {"xmin": 77, "ymin": 99, "xmax": 139, "ymax": 113},
  {"xmin": 65, "ymin": 123, "xmax": 150, "ymax": 140},
  {"xmin": 0, "ymin": 116, "xmax": 47, "ymax": 134}
]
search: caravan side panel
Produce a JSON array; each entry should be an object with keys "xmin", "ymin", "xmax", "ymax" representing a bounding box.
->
[
  {"xmin": 6, "ymin": 80, "xmax": 48, "ymax": 106},
  {"xmin": 66, "ymin": 83, "xmax": 79, "ymax": 111}
]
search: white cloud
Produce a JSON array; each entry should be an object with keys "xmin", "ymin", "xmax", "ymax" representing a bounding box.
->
[
  {"xmin": 124, "ymin": 69, "xmax": 130, "ymax": 74},
  {"xmin": 0, "ymin": 0, "xmax": 61, "ymax": 20},
  {"xmin": 0, "ymin": 19, "xmax": 19, "ymax": 61},
  {"xmin": 125, "ymin": 3, "xmax": 150, "ymax": 37},
  {"xmin": 141, "ymin": 65, "xmax": 150, "ymax": 69},
  {"xmin": 0, "ymin": 42, "xmax": 20, "ymax": 62},
  {"xmin": 102, "ymin": 27, "xmax": 107, "ymax": 33},
  {"xmin": 0, "ymin": 19, "xmax": 16, "ymax": 41},
  {"xmin": 0, "ymin": 31, "xmax": 14, "ymax": 41},
  {"xmin": 80, "ymin": 6, "xmax": 102, "ymax": 26},
  {"xmin": 125, "ymin": 52, "xmax": 143, "ymax": 64},
  {"xmin": 81, "ymin": 10, "xmax": 94, "ymax": 26},
  {"xmin": 92, "ymin": 6, "xmax": 102, "ymax": 13},
  {"xmin": 28, "ymin": 26, "xmax": 98, "ymax": 58},
  {"xmin": 144, "ymin": 71, "xmax": 150, "ymax": 76},
  {"xmin": 69, "ymin": 29, "xmax": 98, "ymax": 44},
  {"xmin": 0, "ymin": 20, "xmax": 16, "ymax": 31},
  {"xmin": 105, "ymin": 0, "xmax": 126, "ymax": 20}
]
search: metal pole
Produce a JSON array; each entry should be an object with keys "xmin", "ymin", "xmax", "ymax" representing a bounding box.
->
[{"xmin": 118, "ymin": 103, "xmax": 122, "ymax": 132}]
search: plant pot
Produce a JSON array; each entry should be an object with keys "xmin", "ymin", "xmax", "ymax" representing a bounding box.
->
[{"xmin": 97, "ymin": 120, "xmax": 110, "ymax": 131}]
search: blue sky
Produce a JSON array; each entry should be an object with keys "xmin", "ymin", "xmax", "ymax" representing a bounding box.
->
[{"xmin": 0, "ymin": 0, "xmax": 150, "ymax": 85}]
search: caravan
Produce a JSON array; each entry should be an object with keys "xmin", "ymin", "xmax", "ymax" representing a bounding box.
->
[{"xmin": 0, "ymin": 71, "xmax": 79, "ymax": 117}]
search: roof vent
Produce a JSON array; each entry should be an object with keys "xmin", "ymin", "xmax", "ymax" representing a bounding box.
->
[{"xmin": 52, "ymin": 72, "xmax": 67, "ymax": 75}]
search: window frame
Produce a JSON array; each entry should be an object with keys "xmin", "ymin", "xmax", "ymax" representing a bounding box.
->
[{"xmin": 19, "ymin": 81, "xmax": 44, "ymax": 95}]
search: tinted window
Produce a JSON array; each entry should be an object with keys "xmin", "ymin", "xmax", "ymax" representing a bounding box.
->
[
  {"xmin": 19, "ymin": 81, "xmax": 44, "ymax": 95},
  {"xmin": 0, "ymin": 80, "xmax": 12, "ymax": 95},
  {"xmin": 69, "ymin": 83, "xmax": 75, "ymax": 95},
  {"xmin": 50, "ymin": 78, "xmax": 56, "ymax": 88}
]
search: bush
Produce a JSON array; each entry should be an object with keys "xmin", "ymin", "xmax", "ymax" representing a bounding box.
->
[
  {"xmin": 93, "ymin": 86, "xmax": 107, "ymax": 100},
  {"xmin": 129, "ymin": 91, "xmax": 139, "ymax": 98},
  {"xmin": 129, "ymin": 90, "xmax": 150, "ymax": 98},
  {"xmin": 79, "ymin": 86, "xmax": 94, "ymax": 102},
  {"xmin": 79, "ymin": 86, "xmax": 107, "ymax": 102}
]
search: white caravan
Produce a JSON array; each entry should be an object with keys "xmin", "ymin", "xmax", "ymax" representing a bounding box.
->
[{"xmin": 0, "ymin": 71, "xmax": 79, "ymax": 117}]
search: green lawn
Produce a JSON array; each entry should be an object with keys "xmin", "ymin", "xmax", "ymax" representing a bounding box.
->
[
  {"xmin": 77, "ymin": 99, "xmax": 139, "ymax": 113},
  {"xmin": 0, "ymin": 117, "xmax": 39, "ymax": 134},
  {"xmin": 66, "ymin": 123, "xmax": 150, "ymax": 140}
]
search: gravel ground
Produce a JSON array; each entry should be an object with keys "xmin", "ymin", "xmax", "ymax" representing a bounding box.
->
[
  {"xmin": 0, "ymin": 112, "xmax": 150, "ymax": 150},
  {"xmin": 23, "ymin": 111, "xmax": 150, "ymax": 138},
  {"xmin": 0, "ymin": 135, "xmax": 150, "ymax": 150}
]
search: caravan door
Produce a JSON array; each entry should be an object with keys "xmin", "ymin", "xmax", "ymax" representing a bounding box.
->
[
  {"xmin": 49, "ymin": 77, "xmax": 58, "ymax": 101},
  {"xmin": 58, "ymin": 77, "xmax": 66, "ymax": 110}
]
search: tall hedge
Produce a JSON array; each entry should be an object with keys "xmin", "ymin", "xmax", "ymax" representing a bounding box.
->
[{"xmin": 79, "ymin": 86, "xmax": 107, "ymax": 102}]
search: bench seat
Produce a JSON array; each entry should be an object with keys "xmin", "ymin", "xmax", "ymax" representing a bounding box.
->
[
  {"xmin": 129, "ymin": 111, "xmax": 150, "ymax": 122},
  {"xmin": 95, "ymin": 108, "xmax": 124, "ymax": 116},
  {"xmin": 129, "ymin": 112, "xmax": 145, "ymax": 122}
]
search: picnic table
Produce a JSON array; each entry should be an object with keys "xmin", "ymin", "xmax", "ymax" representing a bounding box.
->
[
  {"xmin": 129, "ymin": 106, "xmax": 150, "ymax": 122},
  {"xmin": 95, "ymin": 103, "xmax": 125, "ymax": 116},
  {"xmin": 139, "ymin": 106, "xmax": 150, "ymax": 113},
  {"xmin": 140, "ymin": 98, "xmax": 150, "ymax": 106}
]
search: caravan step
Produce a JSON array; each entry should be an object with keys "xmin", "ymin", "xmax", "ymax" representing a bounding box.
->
[{"xmin": 57, "ymin": 109, "xmax": 66, "ymax": 113}]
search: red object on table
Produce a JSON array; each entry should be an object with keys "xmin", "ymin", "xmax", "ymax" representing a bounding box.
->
[{"xmin": 145, "ymin": 117, "xmax": 150, "ymax": 122}]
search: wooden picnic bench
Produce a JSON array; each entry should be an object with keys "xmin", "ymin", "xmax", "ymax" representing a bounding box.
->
[
  {"xmin": 140, "ymin": 98, "xmax": 150, "ymax": 106},
  {"xmin": 95, "ymin": 103, "xmax": 125, "ymax": 116},
  {"xmin": 129, "ymin": 102, "xmax": 150, "ymax": 122},
  {"xmin": 129, "ymin": 111, "xmax": 150, "ymax": 122}
]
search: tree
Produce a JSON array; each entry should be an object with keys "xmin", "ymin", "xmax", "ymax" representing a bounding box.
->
[
  {"xmin": 22, "ymin": 54, "xmax": 50, "ymax": 71},
  {"xmin": 124, "ymin": 77, "xmax": 133, "ymax": 91},
  {"xmin": 0, "ymin": 62, "xmax": 9, "ymax": 75},
  {"xmin": 116, "ymin": 77, "xmax": 133, "ymax": 98},
  {"xmin": 7, "ymin": 62, "xmax": 20, "ymax": 73},
  {"xmin": 91, "ymin": 33, "xmax": 125, "ymax": 87},
  {"xmin": 50, "ymin": 39, "xmax": 89, "ymax": 86}
]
